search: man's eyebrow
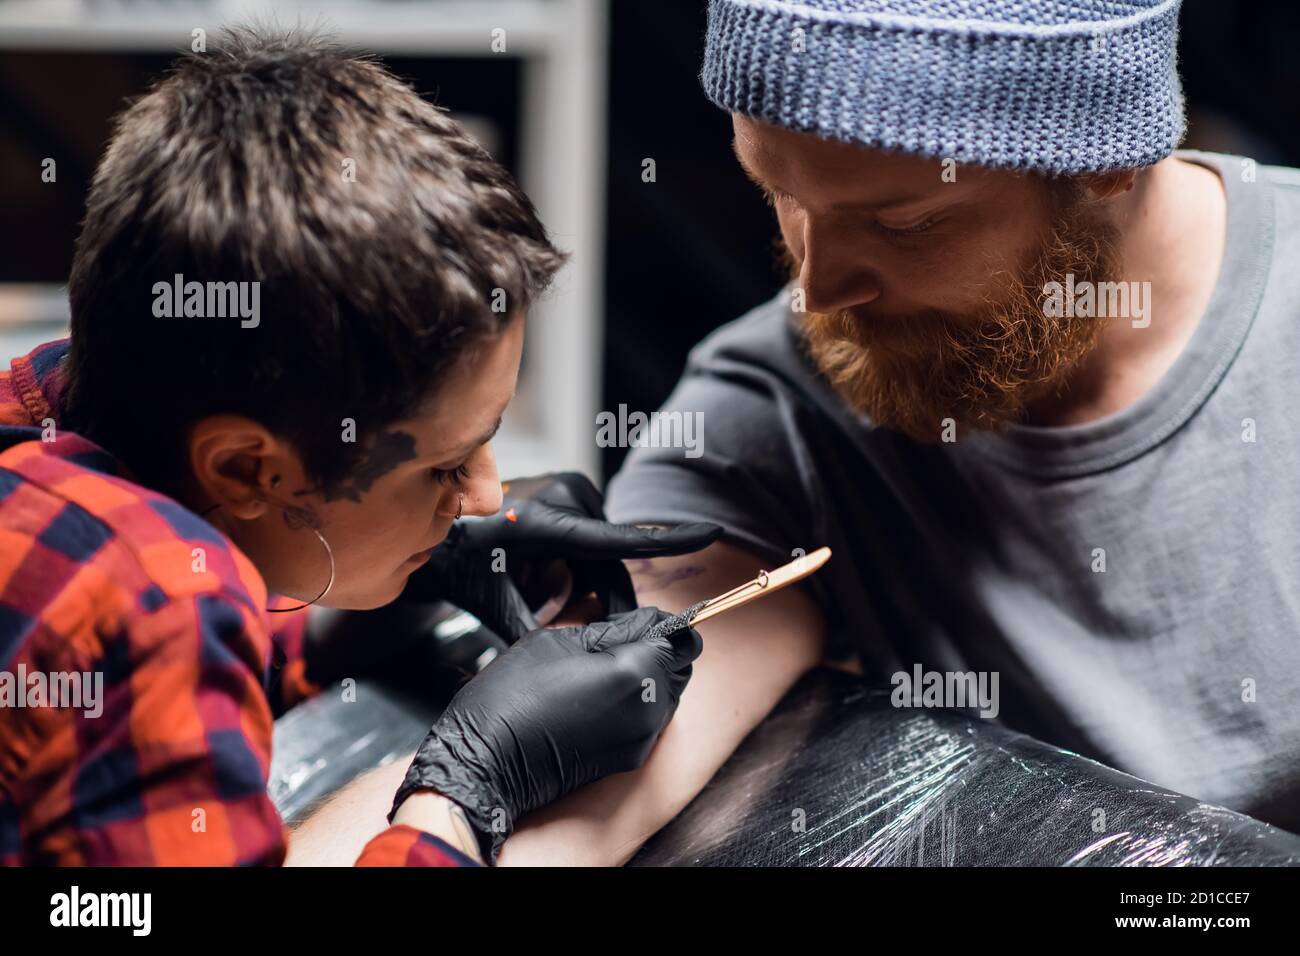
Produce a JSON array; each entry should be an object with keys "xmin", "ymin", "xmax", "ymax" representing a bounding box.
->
[{"xmin": 732, "ymin": 137, "xmax": 941, "ymax": 213}]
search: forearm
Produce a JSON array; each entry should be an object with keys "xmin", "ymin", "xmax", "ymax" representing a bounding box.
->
[
  {"xmin": 285, "ymin": 758, "xmax": 410, "ymax": 866},
  {"xmin": 497, "ymin": 541, "xmax": 826, "ymax": 866},
  {"xmin": 284, "ymin": 758, "xmax": 486, "ymax": 866},
  {"xmin": 285, "ymin": 541, "xmax": 826, "ymax": 866},
  {"xmin": 496, "ymin": 657, "xmax": 784, "ymax": 865}
]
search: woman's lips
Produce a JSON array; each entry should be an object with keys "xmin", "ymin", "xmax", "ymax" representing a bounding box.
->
[{"xmin": 407, "ymin": 528, "xmax": 449, "ymax": 567}]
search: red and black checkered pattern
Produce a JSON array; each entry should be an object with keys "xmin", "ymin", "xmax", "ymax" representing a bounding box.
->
[{"xmin": 0, "ymin": 340, "xmax": 469, "ymax": 867}]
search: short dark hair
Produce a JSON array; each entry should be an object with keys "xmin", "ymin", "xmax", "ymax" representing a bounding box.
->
[{"xmin": 63, "ymin": 26, "xmax": 565, "ymax": 493}]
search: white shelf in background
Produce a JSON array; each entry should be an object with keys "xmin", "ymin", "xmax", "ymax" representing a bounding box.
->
[
  {"xmin": 0, "ymin": 0, "xmax": 609, "ymax": 480},
  {"xmin": 0, "ymin": 1, "xmax": 561, "ymax": 54}
]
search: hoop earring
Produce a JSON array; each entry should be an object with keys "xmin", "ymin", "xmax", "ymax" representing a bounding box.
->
[
  {"xmin": 269, "ymin": 527, "xmax": 335, "ymax": 613},
  {"xmin": 198, "ymin": 502, "xmax": 336, "ymax": 613},
  {"xmin": 454, "ymin": 492, "xmax": 464, "ymax": 520}
]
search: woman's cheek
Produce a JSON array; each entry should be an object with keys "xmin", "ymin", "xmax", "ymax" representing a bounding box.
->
[{"xmin": 395, "ymin": 476, "xmax": 450, "ymax": 543}]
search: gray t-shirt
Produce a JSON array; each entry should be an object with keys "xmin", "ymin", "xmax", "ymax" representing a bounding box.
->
[{"xmin": 607, "ymin": 151, "xmax": 1300, "ymax": 831}]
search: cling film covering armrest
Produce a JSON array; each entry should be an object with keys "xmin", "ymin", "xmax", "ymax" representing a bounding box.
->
[{"xmin": 268, "ymin": 657, "xmax": 1300, "ymax": 865}]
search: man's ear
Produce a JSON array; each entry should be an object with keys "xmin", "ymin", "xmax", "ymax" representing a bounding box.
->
[
  {"xmin": 187, "ymin": 415, "xmax": 299, "ymax": 521},
  {"xmin": 1079, "ymin": 168, "xmax": 1138, "ymax": 201}
]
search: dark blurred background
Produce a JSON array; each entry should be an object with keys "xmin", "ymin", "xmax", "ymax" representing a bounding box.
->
[{"xmin": 0, "ymin": 0, "xmax": 1296, "ymax": 481}]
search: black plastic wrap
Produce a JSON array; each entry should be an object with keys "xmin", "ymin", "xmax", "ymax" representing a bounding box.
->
[
  {"xmin": 632, "ymin": 670, "xmax": 1300, "ymax": 866},
  {"xmin": 269, "ymin": 668, "xmax": 1300, "ymax": 865},
  {"xmin": 270, "ymin": 681, "xmax": 441, "ymax": 826}
]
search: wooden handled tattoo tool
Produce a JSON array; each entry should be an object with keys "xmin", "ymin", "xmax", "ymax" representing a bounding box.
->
[
  {"xmin": 641, "ymin": 547, "xmax": 832, "ymax": 643},
  {"xmin": 688, "ymin": 546, "xmax": 832, "ymax": 626}
]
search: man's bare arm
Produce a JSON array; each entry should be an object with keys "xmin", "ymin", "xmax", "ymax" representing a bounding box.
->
[
  {"xmin": 496, "ymin": 539, "xmax": 826, "ymax": 866},
  {"xmin": 284, "ymin": 538, "xmax": 827, "ymax": 866}
]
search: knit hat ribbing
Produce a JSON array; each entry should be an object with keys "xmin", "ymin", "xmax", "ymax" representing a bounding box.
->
[{"xmin": 702, "ymin": 0, "xmax": 1187, "ymax": 175}]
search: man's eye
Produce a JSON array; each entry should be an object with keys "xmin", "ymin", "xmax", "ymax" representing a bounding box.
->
[
  {"xmin": 876, "ymin": 215, "xmax": 940, "ymax": 238},
  {"xmin": 430, "ymin": 463, "xmax": 471, "ymax": 485}
]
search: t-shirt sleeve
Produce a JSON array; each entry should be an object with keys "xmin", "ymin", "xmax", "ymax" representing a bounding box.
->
[
  {"xmin": 608, "ymin": 369, "xmax": 816, "ymax": 567},
  {"xmin": 606, "ymin": 320, "xmax": 856, "ymax": 659}
]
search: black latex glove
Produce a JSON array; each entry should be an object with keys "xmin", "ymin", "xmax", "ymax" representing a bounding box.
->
[
  {"xmin": 401, "ymin": 472, "xmax": 721, "ymax": 643},
  {"xmin": 389, "ymin": 605, "xmax": 702, "ymax": 863}
]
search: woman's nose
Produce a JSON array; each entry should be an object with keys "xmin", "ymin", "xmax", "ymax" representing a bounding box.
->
[
  {"xmin": 463, "ymin": 481, "xmax": 503, "ymax": 518},
  {"xmin": 460, "ymin": 445, "xmax": 503, "ymax": 517}
]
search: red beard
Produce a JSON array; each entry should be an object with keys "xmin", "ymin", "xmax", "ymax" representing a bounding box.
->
[{"xmin": 799, "ymin": 190, "xmax": 1122, "ymax": 442}]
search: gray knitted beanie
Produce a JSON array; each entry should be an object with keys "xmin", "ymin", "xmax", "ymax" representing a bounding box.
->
[{"xmin": 702, "ymin": 0, "xmax": 1187, "ymax": 174}]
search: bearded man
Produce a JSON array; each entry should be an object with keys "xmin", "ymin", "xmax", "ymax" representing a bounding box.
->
[
  {"xmin": 468, "ymin": 0, "xmax": 1300, "ymax": 864},
  {"xmin": 28, "ymin": 1, "xmax": 1294, "ymax": 875}
]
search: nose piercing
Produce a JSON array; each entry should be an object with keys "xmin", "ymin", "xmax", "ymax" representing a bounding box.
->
[{"xmin": 454, "ymin": 493, "xmax": 464, "ymax": 520}]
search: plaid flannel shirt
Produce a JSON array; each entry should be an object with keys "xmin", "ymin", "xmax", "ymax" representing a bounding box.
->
[{"xmin": 0, "ymin": 339, "xmax": 470, "ymax": 866}]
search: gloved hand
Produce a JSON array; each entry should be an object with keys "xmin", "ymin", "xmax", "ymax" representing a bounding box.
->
[
  {"xmin": 389, "ymin": 605, "xmax": 702, "ymax": 863},
  {"xmin": 401, "ymin": 472, "xmax": 721, "ymax": 643}
]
